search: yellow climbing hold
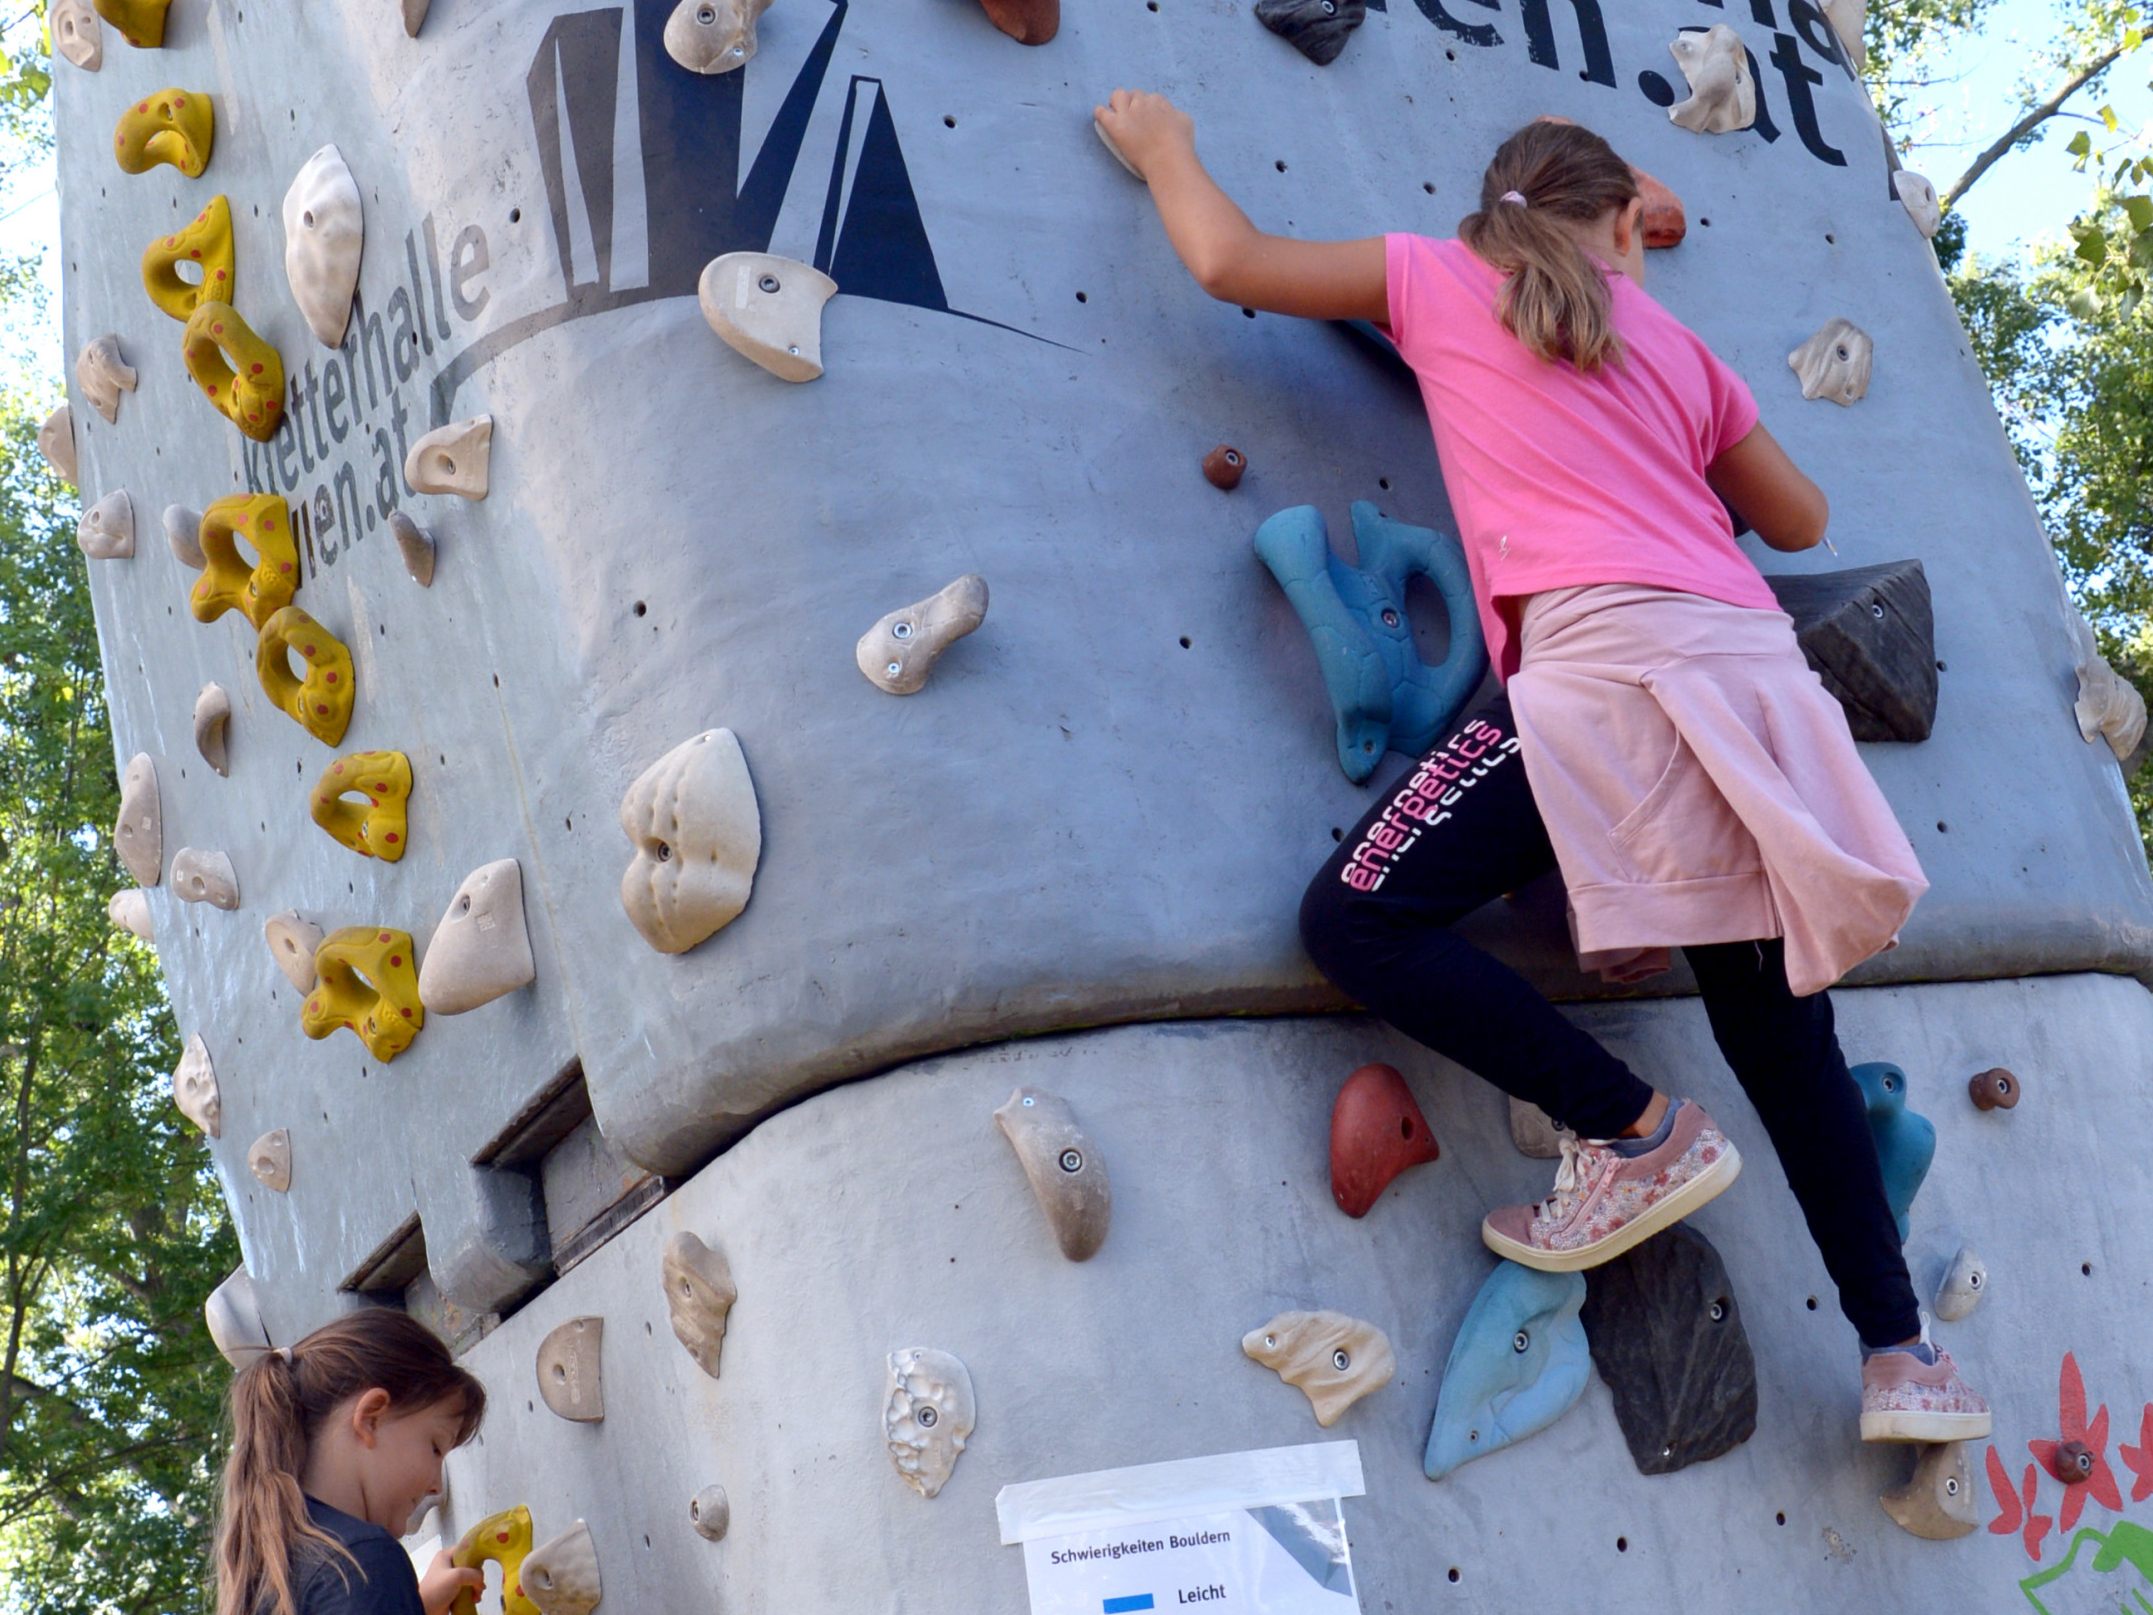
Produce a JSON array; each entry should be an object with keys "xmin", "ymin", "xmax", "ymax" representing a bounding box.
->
[
  {"xmin": 256, "ymin": 606, "xmax": 355, "ymax": 747},
  {"xmin": 183, "ymin": 302, "xmax": 284, "ymax": 441},
  {"xmin": 448, "ymin": 1504, "xmax": 540, "ymax": 1615},
  {"xmin": 190, "ymin": 494, "xmax": 296, "ymax": 630},
  {"xmin": 309, "ymin": 751, "xmax": 412, "ymax": 862},
  {"xmin": 142, "ymin": 195, "xmax": 235, "ymax": 321},
  {"xmin": 300, "ymin": 926, "xmax": 425, "ymax": 1062},
  {"xmin": 92, "ymin": 0, "xmax": 172, "ymax": 47},
  {"xmin": 113, "ymin": 87, "xmax": 212, "ymax": 176}
]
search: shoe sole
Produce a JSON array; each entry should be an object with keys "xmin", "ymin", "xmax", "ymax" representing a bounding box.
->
[
  {"xmin": 1480, "ymin": 1141, "xmax": 1744, "ymax": 1273},
  {"xmin": 1859, "ymin": 1409, "xmax": 1994, "ymax": 1443}
]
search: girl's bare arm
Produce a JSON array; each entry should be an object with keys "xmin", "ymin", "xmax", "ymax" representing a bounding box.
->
[{"xmin": 1707, "ymin": 423, "xmax": 1830, "ymax": 552}]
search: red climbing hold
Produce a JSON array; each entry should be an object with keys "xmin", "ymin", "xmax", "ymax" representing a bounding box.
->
[{"xmin": 1329, "ymin": 1062, "xmax": 1439, "ymax": 1217}]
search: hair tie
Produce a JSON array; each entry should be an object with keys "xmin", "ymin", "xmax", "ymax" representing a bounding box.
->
[
  {"xmin": 1500, "ymin": 190, "xmax": 1529, "ymax": 207},
  {"xmin": 274, "ymin": 1345, "xmax": 294, "ymax": 1363}
]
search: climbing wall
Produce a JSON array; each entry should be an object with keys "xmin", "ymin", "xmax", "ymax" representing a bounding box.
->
[{"xmin": 45, "ymin": 0, "xmax": 2153, "ymax": 1608}]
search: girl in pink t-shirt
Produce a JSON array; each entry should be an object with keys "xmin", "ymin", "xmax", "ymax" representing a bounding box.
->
[{"xmin": 1095, "ymin": 96, "xmax": 1987, "ymax": 1444}]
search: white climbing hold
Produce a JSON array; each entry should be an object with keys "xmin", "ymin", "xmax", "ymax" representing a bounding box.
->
[
  {"xmin": 401, "ymin": 0, "xmax": 430, "ymax": 35},
  {"xmin": 885, "ymin": 1348, "xmax": 975, "ymax": 1499},
  {"xmin": 1094, "ymin": 115, "xmax": 1144, "ymax": 179},
  {"xmin": 2070, "ymin": 613, "xmax": 2148, "ymax": 766},
  {"xmin": 1893, "ymin": 170, "xmax": 1940, "ymax": 239},
  {"xmin": 523, "ymin": 1520, "xmax": 603, "ymax": 1615},
  {"xmin": 419, "ymin": 859, "xmax": 535, "ymax": 1014},
  {"xmin": 1508, "ymin": 1094, "xmax": 1570, "ymax": 1159},
  {"xmin": 661, "ymin": 1230, "xmax": 737, "ymax": 1378},
  {"xmin": 1666, "ymin": 25, "xmax": 1754, "ymax": 135},
  {"xmin": 173, "ymin": 1033, "xmax": 221, "ymax": 1137},
  {"xmin": 114, "ymin": 753, "xmax": 162, "ymax": 886},
  {"xmin": 51, "ymin": 0, "xmax": 103, "ymax": 69},
  {"xmin": 389, "ymin": 510, "xmax": 435, "ymax": 586},
  {"xmin": 171, "ymin": 847, "xmax": 240, "ymax": 910},
  {"xmin": 282, "ymin": 146, "xmax": 365, "ymax": 348},
  {"xmin": 194, "ymin": 683, "xmax": 231, "ymax": 776},
  {"xmin": 664, "ymin": 0, "xmax": 772, "ymax": 72},
  {"xmin": 109, "ymin": 888, "xmax": 154, "ymax": 941},
  {"xmin": 697, "ymin": 252, "xmax": 836, "ymax": 383},
  {"xmin": 205, "ymin": 1267, "xmax": 272, "ymax": 1369},
  {"xmin": 535, "ymin": 1317, "xmax": 604, "ymax": 1422},
  {"xmin": 75, "ymin": 334, "xmax": 137, "ymax": 424},
  {"xmin": 264, "ymin": 911, "xmax": 325, "ymax": 992},
  {"xmin": 689, "ymin": 1485, "xmax": 730, "ymax": 1541},
  {"xmin": 37, "ymin": 404, "xmax": 77, "ymax": 486},
  {"xmin": 248, "ymin": 1129, "xmax": 292, "ymax": 1193},
  {"xmin": 78, "ymin": 489, "xmax": 135, "ymax": 560},
  {"xmin": 1822, "ymin": 0, "xmax": 1865, "ymax": 66},
  {"xmin": 1788, "ymin": 318, "xmax": 1873, "ymax": 406},
  {"xmin": 164, "ymin": 504, "xmax": 206, "ymax": 569},
  {"xmin": 1242, "ymin": 1310, "xmax": 1397, "ymax": 1427},
  {"xmin": 1934, "ymin": 1245, "xmax": 1987, "ymax": 1322},
  {"xmin": 618, "ymin": 729, "xmax": 760, "ymax": 955},
  {"xmin": 404, "ymin": 415, "xmax": 491, "ymax": 499},
  {"xmin": 856, "ymin": 575, "xmax": 989, "ymax": 696}
]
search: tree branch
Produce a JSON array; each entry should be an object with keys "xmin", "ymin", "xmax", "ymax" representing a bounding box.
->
[{"xmin": 1944, "ymin": 40, "xmax": 2131, "ymax": 208}]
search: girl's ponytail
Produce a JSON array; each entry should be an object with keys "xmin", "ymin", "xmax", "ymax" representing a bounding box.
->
[{"xmin": 1458, "ymin": 120, "xmax": 1641, "ymax": 374}]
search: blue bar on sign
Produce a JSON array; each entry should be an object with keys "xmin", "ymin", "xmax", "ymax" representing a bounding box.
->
[{"xmin": 1103, "ymin": 1598, "xmax": 1155, "ymax": 1613}]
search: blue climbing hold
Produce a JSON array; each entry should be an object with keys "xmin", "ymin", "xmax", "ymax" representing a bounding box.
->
[
  {"xmin": 1254, "ymin": 501, "xmax": 1487, "ymax": 783},
  {"xmin": 1852, "ymin": 1060, "xmax": 1935, "ymax": 1242},
  {"xmin": 1424, "ymin": 1259, "xmax": 1590, "ymax": 1480}
]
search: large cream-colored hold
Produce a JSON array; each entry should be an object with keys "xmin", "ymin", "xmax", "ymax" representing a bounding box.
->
[
  {"xmin": 664, "ymin": 0, "xmax": 772, "ymax": 71},
  {"xmin": 536, "ymin": 1317, "xmax": 604, "ymax": 1422},
  {"xmin": 248, "ymin": 1129, "xmax": 292, "ymax": 1192},
  {"xmin": 173, "ymin": 1033, "xmax": 220, "ymax": 1137},
  {"xmin": 282, "ymin": 146, "xmax": 364, "ymax": 347},
  {"xmin": 114, "ymin": 753, "xmax": 162, "ymax": 886},
  {"xmin": 1241, "ymin": 1310, "xmax": 1396, "ymax": 1427},
  {"xmin": 1822, "ymin": 0, "xmax": 1865, "ymax": 65},
  {"xmin": 1666, "ymin": 25, "xmax": 1754, "ymax": 135},
  {"xmin": 618, "ymin": 729, "xmax": 760, "ymax": 954},
  {"xmin": 52, "ymin": 0, "xmax": 104, "ymax": 68},
  {"xmin": 1893, "ymin": 170, "xmax": 1941, "ymax": 238},
  {"xmin": 194, "ymin": 682, "xmax": 231, "ymax": 776},
  {"xmin": 164, "ymin": 504, "xmax": 206, "ymax": 569},
  {"xmin": 994, "ymin": 1086, "xmax": 1111, "ymax": 1261},
  {"xmin": 2071, "ymin": 613, "xmax": 2148, "ymax": 764},
  {"xmin": 1508, "ymin": 1095, "xmax": 1570, "ymax": 1158},
  {"xmin": 661, "ymin": 1230, "xmax": 736, "ymax": 1377},
  {"xmin": 37, "ymin": 404, "xmax": 77, "ymax": 486},
  {"xmin": 857, "ymin": 575, "xmax": 989, "ymax": 696},
  {"xmin": 1880, "ymin": 1441, "xmax": 1978, "ymax": 1540},
  {"xmin": 885, "ymin": 1348, "xmax": 975, "ymax": 1499},
  {"xmin": 171, "ymin": 847, "xmax": 239, "ymax": 909},
  {"xmin": 697, "ymin": 253, "xmax": 836, "ymax": 383},
  {"xmin": 78, "ymin": 489, "xmax": 135, "ymax": 560},
  {"xmin": 76, "ymin": 334, "xmax": 137, "ymax": 424},
  {"xmin": 389, "ymin": 511, "xmax": 435, "ymax": 586},
  {"xmin": 264, "ymin": 910, "xmax": 325, "ymax": 992},
  {"xmin": 688, "ymin": 1485, "xmax": 730, "ymax": 1541},
  {"xmin": 419, "ymin": 859, "xmax": 535, "ymax": 1014},
  {"xmin": 404, "ymin": 416, "xmax": 491, "ymax": 499},
  {"xmin": 1788, "ymin": 318, "xmax": 1874, "ymax": 406},
  {"xmin": 1935, "ymin": 1244, "xmax": 1988, "ymax": 1322},
  {"xmin": 205, "ymin": 1267, "xmax": 272, "ymax": 1369},
  {"xmin": 522, "ymin": 1520, "xmax": 603, "ymax": 1615},
  {"xmin": 109, "ymin": 888, "xmax": 154, "ymax": 941}
]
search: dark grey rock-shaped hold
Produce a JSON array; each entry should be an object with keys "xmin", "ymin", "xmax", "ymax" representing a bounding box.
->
[
  {"xmin": 1580, "ymin": 1223, "xmax": 1758, "ymax": 1475},
  {"xmin": 1254, "ymin": 0, "xmax": 1365, "ymax": 65},
  {"xmin": 1764, "ymin": 559, "xmax": 1937, "ymax": 742}
]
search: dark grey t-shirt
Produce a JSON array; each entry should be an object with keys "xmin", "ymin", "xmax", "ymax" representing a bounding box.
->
[{"xmin": 286, "ymin": 1498, "xmax": 426, "ymax": 1615}]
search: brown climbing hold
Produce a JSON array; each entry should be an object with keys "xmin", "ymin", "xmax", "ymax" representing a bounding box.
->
[
  {"xmin": 1880, "ymin": 1441, "xmax": 1978, "ymax": 1539},
  {"xmin": 1328, "ymin": 1062, "xmax": 1439, "ymax": 1217},
  {"xmin": 994, "ymin": 1087, "xmax": 1112, "ymax": 1262},
  {"xmin": 1202, "ymin": 445, "xmax": 1246, "ymax": 491},
  {"xmin": 2050, "ymin": 1439, "xmax": 2095, "ymax": 1485},
  {"xmin": 1968, "ymin": 1067, "xmax": 2020, "ymax": 1111},
  {"xmin": 977, "ymin": 0, "xmax": 1057, "ymax": 44}
]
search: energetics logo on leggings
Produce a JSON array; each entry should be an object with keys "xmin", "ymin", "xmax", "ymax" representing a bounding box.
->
[{"xmin": 1339, "ymin": 718, "xmax": 1522, "ymax": 893}]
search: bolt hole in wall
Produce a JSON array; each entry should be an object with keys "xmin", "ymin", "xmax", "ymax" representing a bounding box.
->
[
  {"xmin": 1776, "ymin": 1511, "xmax": 1787, "ymax": 1526},
  {"xmin": 1616, "ymin": 1537, "xmax": 1629, "ymax": 1553},
  {"xmin": 1447, "ymin": 1568, "xmax": 1461, "ymax": 1584},
  {"xmin": 2084, "ymin": 1262, "xmax": 2094, "ymax": 1276},
  {"xmin": 1806, "ymin": 1296, "xmax": 1818, "ymax": 1310},
  {"xmin": 634, "ymin": 601, "xmax": 647, "ymax": 617},
  {"xmin": 1179, "ymin": 636, "xmax": 1192, "ymax": 649},
  {"xmin": 943, "ymin": 115, "xmax": 956, "ymax": 128}
]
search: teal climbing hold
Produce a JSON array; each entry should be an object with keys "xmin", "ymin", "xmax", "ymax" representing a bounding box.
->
[
  {"xmin": 1424, "ymin": 1259, "xmax": 1590, "ymax": 1480},
  {"xmin": 1852, "ymin": 1061, "xmax": 1935, "ymax": 1242},
  {"xmin": 1254, "ymin": 501, "xmax": 1488, "ymax": 783}
]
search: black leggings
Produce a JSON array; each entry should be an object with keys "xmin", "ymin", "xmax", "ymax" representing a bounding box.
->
[{"xmin": 1297, "ymin": 689, "xmax": 1920, "ymax": 1348}]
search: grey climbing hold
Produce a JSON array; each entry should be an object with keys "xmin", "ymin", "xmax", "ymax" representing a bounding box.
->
[
  {"xmin": 264, "ymin": 910, "xmax": 324, "ymax": 992},
  {"xmin": 1763, "ymin": 560, "xmax": 1937, "ymax": 743},
  {"xmin": 1254, "ymin": 0, "xmax": 1365, "ymax": 65},
  {"xmin": 164, "ymin": 504, "xmax": 206, "ymax": 569},
  {"xmin": 1241, "ymin": 1310, "xmax": 1396, "ymax": 1426},
  {"xmin": 75, "ymin": 334, "xmax": 136, "ymax": 424},
  {"xmin": 994, "ymin": 1086, "xmax": 1111, "ymax": 1261},
  {"xmin": 885, "ymin": 1348, "xmax": 975, "ymax": 1499},
  {"xmin": 171, "ymin": 847, "xmax": 239, "ymax": 910},
  {"xmin": 1788, "ymin": 318, "xmax": 1874, "ymax": 406},
  {"xmin": 248, "ymin": 1128, "xmax": 292, "ymax": 1193},
  {"xmin": 37, "ymin": 404, "xmax": 76, "ymax": 486},
  {"xmin": 662, "ymin": 1230, "xmax": 737, "ymax": 1377},
  {"xmin": 1935, "ymin": 1245, "xmax": 1987, "ymax": 1322},
  {"xmin": 194, "ymin": 683, "xmax": 231, "ymax": 776},
  {"xmin": 522, "ymin": 1519, "xmax": 602, "ymax": 1615},
  {"xmin": 1667, "ymin": 25, "xmax": 1755, "ymax": 134},
  {"xmin": 108, "ymin": 888, "xmax": 154, "ymax": 941},
  {"xmin": 664, "ymin": 0, "xmax": 772, "ymax": 73},
  {"xmin": 1579, "ymin": 1223, "xmax": 1758, "ymax": 1476},
  {"xmin": 1507, "ymin": 1094, "xmax": 1569, "ymax": 1159},
  {"xmin": 389, "ymin": 510, "xmax": 436, "ymax": 586},
  {"xmin": 698, "ymin": 252, "xmax": 836, "ymax": 383},
  {"xmin": 419, "ymin": 859, "xmax": 535, "ymax": 1014},
  {"xmin": 856, "ymin": 575, "xmax": 988, "ymax": 696},
  {"xmin": 172, "ymin": 1033, "xmax": 221, "ymax": 1138},
  {"xmin": 282, "ymin": 146, "xmax": 364, "ymax": 348},
  {"xmin": 619, "ymin": 730, "xmax": 760, "ymax": 955},
  {"xmin": 114, "ymin": 753, "xmax": 162, "ymax": 886},
  {"xmin": 77, "ymin": 489, "xmax": 135, "ymax": 560},
  {"xmin": 404, "ymin": 416, "xmax": 492, "ymax": 499},
  {"xmin": 690, "ymin": 1485, "xmax": 729, "ymax": 1540},
  {"xmin": 204, "ymin": 1267, "xmax": 271, "ymax": 1369},
  {"xmin": 1881, "ymin": 1441, "xmax": 1979, "ymax": 1539},
  {"xmin": 536, "ymin": 1316, "xmax": 604, "ymax": 1422}
]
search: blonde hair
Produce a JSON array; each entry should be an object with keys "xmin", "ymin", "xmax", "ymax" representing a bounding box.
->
[
  {"xmin": 1458, "ymin": 120, "xmax": 1641, "ymax": 373},
  {"xmin": 213, "ymin": 1309, "xmax": 485, "ymax": 1615}
]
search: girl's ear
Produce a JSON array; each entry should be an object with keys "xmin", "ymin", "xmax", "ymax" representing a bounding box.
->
[
  {"xmin": 349, "ymin": 1387, "xmax": 394, "ymax": 1448},
  {"xmin": 1612, "ymin": 197, "xmax": 1643, "ymax": 258}
]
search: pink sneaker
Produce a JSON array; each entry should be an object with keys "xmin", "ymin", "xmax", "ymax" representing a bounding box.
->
[
  {"xmin": 1481, "ymin": 1099, "xmax": 1741, "ymax": 1272},
  {"xmin": 1861, "ymin": 1330, "xmax": 1992, "ymax": 1443}
]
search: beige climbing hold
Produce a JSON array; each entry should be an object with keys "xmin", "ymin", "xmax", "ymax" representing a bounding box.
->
[
  {"xmin": 1788, "ymin": 318, "xmax": 1873, "ymax": 406},
  {"xmin": 1822, "ymin": 0, "xmax": 1865, "ymax": 65},
  {"xmin": 164, "ymin": 504, "xmax": 206, "ymax": 569},
  {"xmin": 664, "ymin": 0, "xmax": 772, "ymax": 72},
  {"xmin": 618, "ymin": 729, "xmax": 760, "ymax": 955},
  {"xmin": 37, "ymin": 404, "xmax": 77, "ymax": 485},
  {"xmin": 2071, "ymin": 613, "xmax": 2147, "ymax": 764},
  {"xmin": 1508, "ymin": 1094, "xmax": 1570, "ymax": 1159},
  {"xmin": 171, "ymin": 847, "xmax": 239, "ymax": 909},
  {"xmin": 264, "ymin": 910, "xmax": 325, "ymax": 992},
  {"xmin": 114, "ymin": 752, "xmax": 162, "ymax": 886},
  {"xmin": 389, "ymin": 510, "xmax": 435, "ymax": 586},
  {"xmin": 109, "ymin": 888, "xmax": 154, "ymax": 941},
  {"xmin": 697, "ymin": 252, "xmax": 835, "ymax": 383},
  {"xmin": 1242, "ymin": 1310, "xmax": 1396, "ymax": 1427},
  {"xmin": 172, "ymin": 1033, "xmax": 220, "ymax": 1137},
  {"xmin": 52, "ymin": 0, "xmax": 103, "ymax": 68},
  {"xmin": 193, "ymin": 682, "xmax": 231, "ymax": 776},
  {"xmin": 661, "ymin": 1230, "xmax": 736, "ymax": 1377},
  {"xmin": 1894, "ymin": 170, "xmax": 1940, "ymax": 238},
  {"xmin": 205, "ymin": 1267, "xmax": 271, "ymax": 1369},
  {"xmin": 1880, "ymin": 1441, "xmax": 1977, "ymax": 1539},
  {"xmin": 994, "ymin": 1086, "xmax": 1111, "ymax": 1261},
  {"xmin": 404, "ymin": 415, "xmax": 491, "ymax": 499},
  {"xmin": 282, "ymin": 146, "xmax": 364, "ymax": 347},
  {"xmin": 856, "ymin": 575, "xmax": 988, "ymax": 696},
  {"xmin": 419, "ymin": 859, "xmax": 535, "ymax": 1015},
  {"xmin": 689, "ymin": 1485, "xmax": 730, "ymax": 1541},
  {"xmin": 536, "ymin": 1317, "xmax": 604, "ymax": 1422},
  {"xmin": 75, "ymin": 334, "xmax": 137, "ymax": 423},
  {"xmin": 248, "ymin": 1128, "xmax": 292, "ymax": 1192},
  {"xmin": 401, "ymin": 0, "xmax": 430, "ymax": 35},
  {"xmin": 522, "ymin": 1520, "xmax": 602, "ymax": 1615},
  {"xmin": 885, "ymin": 1348, "xmax": 975, "ymax": 1499},
  {"xmin": 1935, "ymin": 1245, "xmax": 1987, "ymax": 1322},
  {"xmin": 78, "ymin": 489, "xmax": 135, "ymax": 560},
  {"xmin": 1667, "ymin": 25, "xmax": 1754, "ymax": 135}
]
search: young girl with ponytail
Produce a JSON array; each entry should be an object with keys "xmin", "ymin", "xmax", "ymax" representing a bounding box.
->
[
  {"xmin": 214, "ymin": 1308, "xmax": 487, "ymax": 1615},
  {"xmin": 1094, "ymin": 94, "xmax": 1991, "ymax": 1445}
]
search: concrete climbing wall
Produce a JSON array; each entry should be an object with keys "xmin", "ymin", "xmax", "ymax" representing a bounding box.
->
[{"xmin": 45, "ymin": 0, "xmax": 2153, "ymax": 1608}]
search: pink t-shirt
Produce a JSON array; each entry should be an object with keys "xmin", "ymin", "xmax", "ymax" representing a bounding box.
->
[{"xmin": 1380, "ymin": 232, "xmax": 1776, "ymax": 680}]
